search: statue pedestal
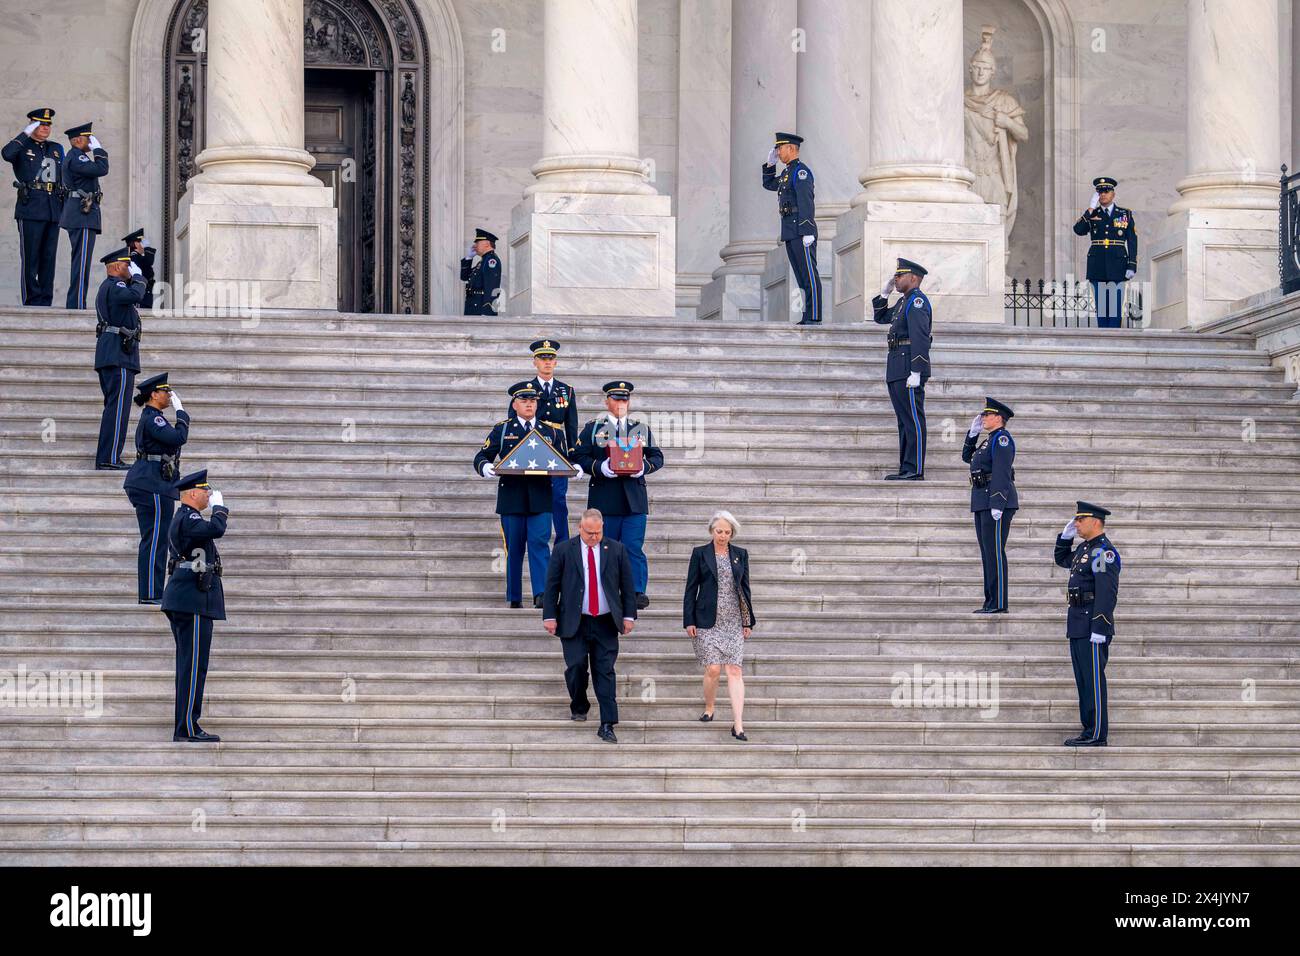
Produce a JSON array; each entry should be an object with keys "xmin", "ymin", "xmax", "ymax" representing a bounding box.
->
[{"xmin": 1149, "ymin": 208, "xmax": 1278, "ymax": 328}]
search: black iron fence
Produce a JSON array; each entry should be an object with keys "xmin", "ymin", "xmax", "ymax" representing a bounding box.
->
[
  {"xmin": 1280, "ymin": 164, "xmax": 1300, "ymax": 295},
  {"xmin": 1004, "ymin": 278, "xmax": 1144, "ymax": 328}
]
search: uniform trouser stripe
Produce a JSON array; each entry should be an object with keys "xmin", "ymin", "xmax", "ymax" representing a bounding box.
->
[
  {"xmin": 147, "ymin": 493, "xmax": 160, "ymax": 597},
  {"xmin": 16, "ymin": 222, "xmax": 28, "ymax": 304},
  {"xmin": 802, "ymin": 242, "xmax": 818, "ymax": 319},
  {"xmin": 187, "ymin": 613, "xmax": 199, "ymax": 736},
  {"xmin": 111, "ymin": 369, "xmax": 125, "ymax": 463},
  {"xmin": 994, "ymin": 513, "xmax": 1004, "ymax": 608},
  {"xmin": 1090, "ymin": 642, "xmax": 1101, "ymax": 740},
  {"xmin": 908, "ymin": 387, "xmax": 924, "ymax": 474}
]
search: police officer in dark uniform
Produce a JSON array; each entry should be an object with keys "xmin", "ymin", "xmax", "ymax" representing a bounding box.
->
[
  {"xmin": 162, "ymin": 469, "xmax": 229, "ymax": 743},
  {"xmin": 962, "ymin": 397, "xmax": 1018, "ymax": 614},
  {"xmin": 1054, "ymin": 501, "xmax": 1121, "ymax": 746},
  {"xmin": 59, "ymin": 122, "xmax": 109, "ymax": 310},
  {"xmin": 1072, "ymin": 176, "xmax": 1137, "ymax": 328},
  {"xmin": 461, "ymin": 227, "xmax": 502, "ymax": 316},
  {"xmin": 122, "ymin": 228, "xmax": 157, "ymax": 309},
  {"xmin": 475, "ymin": 382, "xmax": 569, "ymax": 608},
  {"xmin": 872, "ymin": 258, "xmax": 933, "ymax": 480},
  {"xmin": 506, "ymin": 339, "xmax": 579, "ymax": 543},
  {"xmin": 124, "ymin": 373, "xmax": 190, "ymax": 604},
  {"xmin": 3, "ymin": 108, "xmax": 64, "ymax": 306},
  {"xmin": 572, "ymin": 381, "xmax": 664, "ymax": 609},
  {"xmin": 93, "ymin": 247, "xmax": 146, "ymax": 470},
  {"xmin": 761, "ymin": 132, "xmax": 820, "ymax": 325}
]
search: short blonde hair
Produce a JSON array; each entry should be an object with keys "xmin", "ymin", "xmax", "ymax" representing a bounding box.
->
[{"xmin": 708, "ymin": 510, "xmax": 740, "ymax": 537}]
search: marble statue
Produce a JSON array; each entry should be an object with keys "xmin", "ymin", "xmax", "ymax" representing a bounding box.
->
[{"xmin": 964, "ymin": 26, "xmax": 1028, "ymax": 248}]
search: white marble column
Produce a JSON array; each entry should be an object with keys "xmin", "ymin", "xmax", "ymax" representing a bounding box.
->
[
  {"xmin": 831, "ymin": 0, "xmax": 1004, "ymax": 323},
  {"xmin": 761, "ymin": 0, "xmax": 869, "ymax": 322},
  {"xmin": 174, "ymin": 0, "xmax": 337, "ymax": 309},
  {"xmin": 510, "ymin": 0, "xmax": 675, "ymax": 316},
  {"xmin": 1151, "ymin": 0, "xmax": 1281, "ymax": 327},
  {"xmin": 697, "ymin": 0, "xmax": 797, "ymax": 321}
]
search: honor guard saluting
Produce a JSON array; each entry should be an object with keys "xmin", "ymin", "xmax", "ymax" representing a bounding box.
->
[
  {"xmin": 1073, "ymin": 176, "xmax": 1137, "ymax": 328},
  {"xmin": 122, "ymin": 228, "xmax": 157, "ymax": 309},
  {"xmin": 762, "ymin": 132, "xmax": 820, "ymax": 325},
  {"xmin": 873, "ymin": 258, "xmax": 933, "ymax": 480},
  {"xmin": 573, "ymin": 381, "xmax": 664, "ymax": 609},
  {"xmin": 124, "ymin": 374, "xmax": 190, "ymax": 604},
  {"xmin": 1054, "ymin": 501, "xmax": 1121, "ymax": 747},
  {"xmin": 93, "ymin": 247, "xmax": 146, "ymax": 470},
  {"xmin": 962, "ymin": 397, "xmax": 1018, "ymax": 614},
  {"xmin": 461, "ymin": 227, "xmax": 502, "ymax": 316},
  {"xmin": 162, "ymin": 469, "xmax": 230, "ymax": 743},
  {"xmin": 507, "ymin": 339, "xmax": 579, "ymax": 543},
  {"xmin": 475, "ymin": 382, "xmax": 568, "ymax": 608},
  {"xmin": 3, "ymin": 108, "xmax": 64, "ymax": 306},
  {"xmin": 59, "ymin": 122, "xmax": 109, "ymax": 310}
]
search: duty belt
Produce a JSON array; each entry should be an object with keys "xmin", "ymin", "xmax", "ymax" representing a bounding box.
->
[
  {"xmin": 100, "ymin": 326, "xmax": 137, "ymax": 337},
  {"xmin": 177, "ymin": 560, "xmax": 222, "ymax": 575},
  {"xmin": 1091, "ymin": 239, "xmax": 1127, "ymax": 247},
  {"xmin": 887, "ymin": 336, "xmax": 911, "ymax": 350},
  {"xmin": 1066, "ymin": 589, "xmax": 1095, "ymax": 607},
  {"xmin": 969, "ymin": 472, "xmax": 990, "ymax": 488},
  {"xmin": 137, "ymin": 453, "xmax": 173, "ymax": 462},
  {"xmin": 20, "ymin": 181, "xmax": 57, "ymax": 192},
  {"xmin": 68, "ymin": 189, "xmax": 100, "ymax": 200}
]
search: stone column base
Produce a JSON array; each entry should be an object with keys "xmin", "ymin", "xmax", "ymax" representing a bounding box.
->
[
  {"xmin": 174, "ymin": 180, "xmax": 338, "ymax": 310},
  {"xmin": 508, "ymin": 191, "xmax": 675, "ymax": 317},
  {"xmin": 696, "ymin": 272, "xmax": 762, "ymax": 322},
  {"xmin": 831, "ymin": 200, "xmax": 1004, "ymax": 324},
  {"xmin": 760, "ymin": 244, "xmax": 833, "ymax": 324},
  {"xmin": 1149, "ymin": 209, "xmax": 1278, "ymax": 329}
]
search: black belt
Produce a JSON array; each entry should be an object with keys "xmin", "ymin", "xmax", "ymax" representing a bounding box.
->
[
  {"xmin": 22, "ymin": 182, "xmax": 57, "ymax": 192},
  {"xmin": 137, "ymin": 453, "xmax": 172, "ymax": 462},
  {"xmin": 969, "ymin": 473, "xmax": 990, "ymax": 488},
  {"xmin": 1067, "ymin": 590, "xmax": 1095, "ymax": 607},
  {"xmin": 888, "ymin": 337, "xmax": 911, "ymax": 350}
]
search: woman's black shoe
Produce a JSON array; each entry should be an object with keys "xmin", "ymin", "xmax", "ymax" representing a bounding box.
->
[
  {"xmin": 698, "ymin": 712, "xmax": 714, "ymax": 722},
  {"xmin": 731, "ymin": 727, "xmax": 747, "ymax": 741}
]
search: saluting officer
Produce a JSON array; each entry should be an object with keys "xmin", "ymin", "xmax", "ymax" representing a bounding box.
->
[
  {"xmin": 93, "ymin": 247, "xmax": 146, "ymax": 470},
  {"xmin": 1072, "ymin": 176, "xmax": 1137, "ymax": 328},
  {"xmin": 162, "ymin": 469, "xmax": 230, "ymax": 743},
  {"xmin": 461, "ymin": 227, "xmax": 502, "ymax": 316},
  {"xmin": 762, "ymin": 132, "xmax": 820, "ymax": 325},
  {"xmin": 475, "ymin": 382, "xmax": 569, "ymax": 608},
  {"xmin": 59, "ymin": 122, "xmax": 109, "ymax": 310},
  {"xmin": 962, "ymin": 397, "xmax": 1018, "ymax": 614},
  {"xmin": 572, "ymin": 381, "xmax": 664, "ymax": 609},
  {"xmin": 506, "ymin": 339, "xmax": 579, "ymax": 543},
  {"xmin": 122, "ymin": 228, "xmax": 157, "ymax": 309},
  {"xmin": 1054, "ymin": 501, "xmax": 1122, "ymax": 747},
  {"xmin": 3, "ymin": 108, "xmax": 64, "ymax": 306},
  {"xmin": 124, "ymin": 373, "xmax": 190, "ymax": 604},
  {"xmin": 872, "ymin": 258, "xmax": 933, "ymax": 480}
]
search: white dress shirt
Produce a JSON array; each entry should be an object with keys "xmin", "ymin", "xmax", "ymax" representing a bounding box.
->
[{"xmin": 581, "ymin": 542, "xmax": 611, "ymax": 616}]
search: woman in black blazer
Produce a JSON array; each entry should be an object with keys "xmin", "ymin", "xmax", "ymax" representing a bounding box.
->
[{"xmin": 683, "ymin": 511, "xmax": 756, "ymax": 740}]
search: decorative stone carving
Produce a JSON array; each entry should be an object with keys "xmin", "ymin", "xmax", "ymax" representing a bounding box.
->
[
  {"xmin": 398, "ymin": 71, "xmax": 418, "ymax": 314},
  {"xmin": 176, "ymin": 66, "xmax": 196, "ymax": 197},
  {"xmin": 964, "ymin": 26, "xmax": 1029, "ymax": 247}
]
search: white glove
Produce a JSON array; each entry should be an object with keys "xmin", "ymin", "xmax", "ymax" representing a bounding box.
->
[
  {"xmin": 208, "ymin": 490, "xmax": 224, "ymax": 509},
  {"xmin": 481, "ymin": 463, "xmax": 496, "ymax": 479},
  {"xmin": 1088, "ymin": 191, "xmax": 1100, "ymax": 210},
  {"xmin": 1090, "ymin": 632, "xmax": 1107, "ymax": 645},
  {"xmin": 600, "ymin": 459, "xmax": 617, "ymax": 479},
  {"xmin": 632, "ymin": 466, "xmax": 645, "ymax": 478},
  {"xmin": 466, "ymin": 242, "xmax": 476, "ymax": 258},
  {"xmin": 905, "ymin": 372, "xmax": 921, "ymax": 388},
  {"xmin": 991, "ymin": 509, "xmax": 1003, "ymax": 521},
  {"xmin": 802, "ymin": 234, "xmax": 814, "ymax": 247},
  {"xmin": 880, "ymin": 276, "xmax": 895, "ymax": 297},
  {"xmin": 1124, "ymin": 269, "xmax": 1135, "ymax": 280},
  {"xmin": 88, "ymin": 135, "xmax": 101, "ymax": 151},
  {"xmin": 22, "ymin": 122, "xmax": 38, "ymax": 136},
  {"xmin": 128, "ymin": 262, "xmax": 143, "ymax": 278},
  {"xmin": 141, "ymin": 237, "xmax": 151, "ymax": 248},
  {"xmin": 168, "ymin": 390, "xmax": 183, "ymax": 412},
  {"xmin": 766, "ymin": 147, "xmax": 777, "ymax": 166},
  {"xmin": 1062, "ymin": 519, "xmax": 1078, "ymax": 539},
  {"xmin": 967, "ymin": 412, "xmax": 984, "ymax": 438}
]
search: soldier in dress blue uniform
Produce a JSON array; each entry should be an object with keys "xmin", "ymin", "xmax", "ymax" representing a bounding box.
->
[
  {"xmin": 93, "ymin": 247, "xmax": 146, "ymax": 470},
  {"xmin": 962, "ymin": 397, "xmax": 1018, "ymax": 614},
  {"xmin": 761, "ymin": 132, "xmax": 820, "ymax": 326},
  {"xmin": 58, "ymin": 122, "xmax": 109, "ymax": 310},
  {"xmin": 162, "ymin": 469, "xmax": 229, "ymax": 743},
  {"xmin": 572, "ymin": 381, "xmax": 664, "ymax": 609},
  {"xmin": 122, "ymin": 228, "xmax": 157, "ymax": 309},
  {"xmin": 1054, "ymin": 501, "xmax": 1121, "ymax": 747},
  {"xmin": 505, "ymin": 339, "xmax": 579, "ymax": 544},
  {"xmin": 1072, "ymin": 176, "xmax": 1137, "ymax": 328},
  {"xmin": 872, "ymin": 258, "xmax": 933, "ymax": 480},
  {"xmin": 475, "ymin": 382, "xmax": 569, "ymax": 608},
  {"xmin": 461, "ymin": 227, "xmax": 502, "ymax": 316},
  {"xmin": 123, "ymin": 373, "xmax": 190, "ymax": 604},
  {"xmin": 3, "ymin": 108, "xmax": 64, "ymax": 306}
]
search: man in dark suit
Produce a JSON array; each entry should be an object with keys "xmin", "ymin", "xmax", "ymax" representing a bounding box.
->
[{"xmin": 542, "ymin": 508, "xmax": 638, "ymax": 743}]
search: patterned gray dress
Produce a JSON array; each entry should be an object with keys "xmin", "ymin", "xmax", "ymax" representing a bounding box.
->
[{"xmin": 693, "ymin": 553, "xmax": 746, "ymax": 666}]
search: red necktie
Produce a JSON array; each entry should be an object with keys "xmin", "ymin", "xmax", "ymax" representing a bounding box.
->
[{"xmin": 587, "ymin": 546, "xmax": 599, "ymax": 615}]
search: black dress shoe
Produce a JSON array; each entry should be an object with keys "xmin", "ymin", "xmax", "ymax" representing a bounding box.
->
[
  {"xmin": 95, "ymin": 463, "xmax": 129, "ymax": 471},
  {"xmin": 1064, "ymin": 735, "xmax": 1106, "ymax": 747},
  {"xmin": 897, "ymin": 473, "xmax": 924, "ymax": 481},
  {"xmin": 597, "ymin": 723, "xmax": 618, "ymax": 743},
  {"xmin": 173, "ymin": 730, "xmax": 221, "ymax": 743},
  {"xmin": 698, "ymin": 712, "xmax": 714, "ymax": 722},
  {"xmin": 532, "ymin": 594, "xmax": 544, "ymax": 609},
  {"xmin": 138, "ymin": 599, "xmax": 162, "ymax": 606},
  {"xmin": 974, "ymin": 607, "xmax": 1007, "ymax": 615},
  {"xmin": 972, "ymin": 606, "xmax": 992, "ymax": 613},
  {"xmin": 635, "ymin": 592, "xmax": 650, "ymax": 609},
  {"xmin": 508, "ymin": 600, "xmax": 523, "ymax": 609},
  {"xmin": 795, "ymin": 318, "xmax": 822, "ymax": 326},
  {"xmin": 884, "ymin": 472, "xmax": 920, "ymax": 481},
  {"xmin": 731, "ymin": 726, "xmax": 748, "ymax": 741},
  {"xmin": 570, "ymin": 712, "xmax": 588, "ymax": 721}
]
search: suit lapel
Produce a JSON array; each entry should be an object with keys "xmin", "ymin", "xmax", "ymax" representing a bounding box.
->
[{"xmin": 704, "ymin": 546, "xmax": 718, "ymax": 578}]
